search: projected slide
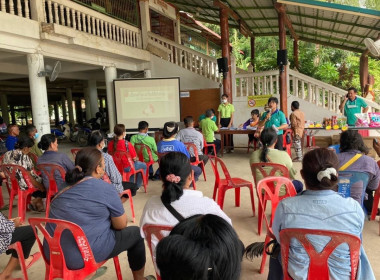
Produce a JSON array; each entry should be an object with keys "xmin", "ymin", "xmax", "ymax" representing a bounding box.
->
[{"xmin": 114, "ymin": 78, "xmax": 180, "ymax": 130}]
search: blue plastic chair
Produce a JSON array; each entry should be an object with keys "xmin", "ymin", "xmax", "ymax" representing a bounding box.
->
[
  {"xmin": 328, "ymin": 144, "xmax": 340, "ymax": 154},
  {"xmin": 338, "ymin": 171, "xmax": 369, "ymax": 211}
]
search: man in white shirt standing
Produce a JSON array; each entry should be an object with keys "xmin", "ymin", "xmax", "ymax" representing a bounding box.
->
[{"xmin": 176, "ymin": 116, "xmax": 208, "ymax": 165}]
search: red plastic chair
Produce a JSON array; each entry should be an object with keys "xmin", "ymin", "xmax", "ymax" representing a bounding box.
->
[
  {"xmin": 184, "ymin": 142, "xmax": 206, "ymax": 181},
  {"xmin": 209, "ymin": 157, "xmax": 255, "ymax": 216},
  {"xmin": 37, "ymin": 164, "xmax": 66, "ymax": 218},
  {"xmin": 112, "ymin": 150, "xmax": 147, "ymax": 193},
  {"xmin": 103, "ymin": 173, "xmax": 136, "ymax": 223},
  {"xmin": 8, "ymin": 241, "xmax": 30, "ymax": 280},
  {"xmin": 2, "ymin": 164, "xmax": 38, "ymax": 223},
  {"xmin": 280, "ymin": 228, "xmax": 361, "ymax": 280},
  {"xmin": 134, "ymin": 143, "xmax": 155, "ymax": 179},
  {"xmin": 142, "ymin": 224, "xmax": 174, "ymax": 280},
  {"xmin": 70, "ymin": 148, "xmax": 81, "ymax": 160},
  {"xmin": 28, "ymin": 153, "xmax": 39, "ymax": 165},
  {"xmin": 157, "ymin": 152, "xmax": 196, "ymax": 190},
  {"xmin": 28, "ymin": 218, "xmax": 123, "ymax": 280},
  {"xmin": 283, "ymin": 129, "xmax": 292, "ymax": 157},
  {"xmin": 247, "ymin": 138, "xmax": 258, "ymax": 153},
  {"xmin": 250, "ymin": 162, "xmax": 290, "ymax": 235},
  {"xmin": 203, "ymin": 136, "xmax": 216, "ymax": 156},
  {"xmin": 257, "ymin": 176, "xmax": 297, "ymax": 274},
  {"xmin": 370, "ymin": 160, "xmax": 380, "ymax": 221}
]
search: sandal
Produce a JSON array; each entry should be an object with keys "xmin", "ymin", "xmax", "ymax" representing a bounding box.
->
[
  {"xmin": 90, "ymin": 266, "xmax": 108, "ymax": 280},
  {"xmin": 27, "ymin": 203, "xmax": 38, "ymax": 212},
  {"xmin": 145, "ymin": 276, "xmax": 156, "ymax": 280},
  {"xmin": 26, "ymin": 252, "xmax": 41, "ymax": 269}
]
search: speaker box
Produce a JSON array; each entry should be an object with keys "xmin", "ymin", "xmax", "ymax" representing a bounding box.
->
[
  {"xmin": 217, "ymin": 57, "xmax": 229, "ymax": 73},
  {"xmin": 277, "ymin": 49, "xmax": 288, "ymax": 66}
]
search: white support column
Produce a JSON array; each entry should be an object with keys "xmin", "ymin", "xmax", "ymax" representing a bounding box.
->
[
  {"xmin": 105, "ymin": 66, "xmax": 117, "ymax": 130},
  {"xmin": 27, "ymin": 53, "xmax": 50, "ymax": 140},
  {"xmin": 66, "ymin": 88, "xmax": 74, "ymax": 125},
  {"xmin": 0, "ymin": 94, "xmax": 9, "ymax": 125},
  {"xmin": 139, "ymin": 0, "xmax": 151, "ymax": 49},
  {"xmin": 173, "ymin": 13, "xmax": 181, "ymax": 44},
  {"xmin": 144, "ymin": 69, "xmax": 151, "ymax": 78},
  {"xmin": 83, "ymin": 86, "xmax": 92, "ymax": 120},
  {"xmin": 88, "ymin": 79, "xmax": 99, "ymax": 117},
  {"xmin": 30, "ymin": 0, "xmax": 45, "ymax": 22}
]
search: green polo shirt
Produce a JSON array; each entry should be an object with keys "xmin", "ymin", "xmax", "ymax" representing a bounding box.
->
[
  {"xmin": 130, "ymin": 133, "xmax": 158, "ymax": 162},
  {"xmin": 218, "ymin": 103, "xmax": 235, "ymax": 118},
  {"xmin": 201, "ymin": 118, "xmax": 218, "ymax": 143},
  {"xmin": 344, "ymin": 97, "xmax": 367, "ymax": 126},
  {"xmin": 260, "ymin": 109, "xmax": 287, "ymax": 135}
]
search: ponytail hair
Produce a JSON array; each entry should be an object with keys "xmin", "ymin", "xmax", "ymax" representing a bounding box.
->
[
  {"xmin": 163, "ymin": 122, "xmax": 179, "ymax": 139},
  {"xmin": 159, "ymin": 152, "xmax": 192, "ymax": 203},
  {"xmin": 38, "ymin": 134, "xmax": 57, "ymax": 150},
  {"xmin": 65, "ymin": 147, "xmax": 102, "ymax": 185},
  {"xmin": 112, "ymin": 124, "xmax": 125, "ymax": 154},
  {"xmin": 259, "ymin": 128, "xmax": 278, "ymax": 162},
  {"xmin": 301, "ymin": 148, "xmax": 339, "ymax": 191}
]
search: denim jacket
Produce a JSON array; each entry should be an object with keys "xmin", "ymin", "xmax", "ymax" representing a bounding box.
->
[{"xmin": 272, "ymin": 190, "xmax": 375, "ymax": 280}]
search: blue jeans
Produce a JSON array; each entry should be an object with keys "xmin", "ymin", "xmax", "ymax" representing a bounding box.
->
[
  {"xmin": 192, "ymin": 165, "xmax": 202, "ymax": 181},
  {"xmin": 124, "ymin": 161, "xmax": 147, "ymax": 188}
]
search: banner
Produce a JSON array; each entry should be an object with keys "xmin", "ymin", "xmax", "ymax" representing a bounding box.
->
[{"xmin": 247, "ymin": 95, "xmax": 272, "ymax": 107}]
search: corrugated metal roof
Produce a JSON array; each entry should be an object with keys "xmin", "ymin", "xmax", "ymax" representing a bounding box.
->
[{"xmin": 166, "ymin": 0, "xmax": 380, "ymax": 53}]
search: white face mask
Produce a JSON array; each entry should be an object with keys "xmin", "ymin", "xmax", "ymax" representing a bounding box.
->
[{"xmin": 222, "ymin": 99, "xmax": 227, "ymax": 103}]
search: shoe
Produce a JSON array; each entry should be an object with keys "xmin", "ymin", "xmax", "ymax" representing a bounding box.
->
[
  {"xmin": 26, "ymin": 252, "xmax": 41, "ymax": 269},
  {"xmin": 292, "ymin": 157, "xmax": 302, "ymax": 162},
  {"xmin": 144, "ymin": 276, "xmax": 156, "ymax": 280},
  {"xmin": 90, "ymin": 267, "xmax": 108, "ymax": 279},
  {"xmin": 230, "ymin": 149, "xmax": 234, "ymax": 153}
]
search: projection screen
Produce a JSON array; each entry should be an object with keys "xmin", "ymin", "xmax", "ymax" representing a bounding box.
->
[{"xmin": 113, "ymin": 77, "xmax": 181, "ymax": 130}]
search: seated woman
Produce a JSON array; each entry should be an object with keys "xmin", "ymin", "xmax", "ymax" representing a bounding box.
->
[
  {"xmin": 2, "ymin": 136, "xmax": 45, "ymax": 211},
  {"xmin": 338, "ymin": 130, "xmax": 380, "ymax": 213},
  {"xmin": 267, "ymin": 148, "xmax": 375, "ymax": 280},
  {"xmin": 250, "ymin": 127, "xmax": 303, "ymax": 193},
  {"xmin": 157, "ymin": 122, "xmax": 202, "ymax": 181},
  {"xmin": 0, "ymin": 214, "xmax": 40, "ymax": 280},
  {"xmin": 239, "ymin": 109, "xmax": 260, "ymax": 145},
  {"xmin": 89, "ymin": 131, "xmax": 138, "ymax": 197},
  {"xmin": 140, "ymin": 152, "xmax": 231, "ymax": 257},
  {"xmin": 156, "ymin": 214, "xmax": 243, "ymax": 280},
  {"xmin": 108, "ymin": 124, "xmax": 147, "ymax": 189},
  {"xmin": 37, "ymin": 134, "xmax": 75, "ymax": 191},
  {"xmin": 46, "ymin": 147, "xmax": 153, "ymax": 279}
]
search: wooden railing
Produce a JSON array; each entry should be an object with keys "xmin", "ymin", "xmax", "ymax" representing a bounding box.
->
[
  {"xmin": 0, "ymin": 0, "xmax": 30, "ymax": 18},
  {"xmin": 234, "ymin": 67, "xmax": 380, "ymax": 112},
  {"xmin": 148, "ymin": 32, "xmax": 221, "ymax": 83},
  {"xmin": 43, "ymin": 0, "xmax": 141, "ymax": 48}
]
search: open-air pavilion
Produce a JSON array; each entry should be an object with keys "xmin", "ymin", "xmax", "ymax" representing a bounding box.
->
[{"xmin": 0, "ymin": 0, "xmax": 379, "ymax": 279}]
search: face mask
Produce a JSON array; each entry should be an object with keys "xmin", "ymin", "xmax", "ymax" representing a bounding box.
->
[
  {"xmin": 222, "ymin": 99, "xmax": 227, "ymax": 103},
  {"xmin": 34, "ymin": 133, "xmax": 39, "ymax": 139}
]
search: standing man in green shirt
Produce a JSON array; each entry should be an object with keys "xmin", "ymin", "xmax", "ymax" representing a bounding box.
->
[
  {"xmin": 258, "ymin": 97, "xmax": 288, "ymax": 150},
  {"xmin": 339, "ymin": 87, "xmax": 368, "ymax": 126},
  {"xmin": 217, "ymin": 94, "xmax": 235, "ymax": 152},
  {"xmin": 130, "ymin": 121, "xmax": 158, "ymax": 179},
  {"xmin": 201, "ymin": 109, "xmax": 220, "ymax": 155}
]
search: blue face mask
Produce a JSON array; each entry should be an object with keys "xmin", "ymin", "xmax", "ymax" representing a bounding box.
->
[{"xmin": 34, "ymin": 132, "xmax": 39, "ymax": 139}]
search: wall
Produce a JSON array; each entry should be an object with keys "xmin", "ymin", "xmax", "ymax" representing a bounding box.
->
[{"xmin": 149, "ymin": 55, "xmax": 221, "ymax": 90}]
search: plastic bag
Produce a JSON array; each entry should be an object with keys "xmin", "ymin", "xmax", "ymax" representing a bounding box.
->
[
  {"xmin": 354, "ymin": 113, "xmax": 369, "ymax": 127},
  {"xmin": 369, "ymin": 112, "xmax": 380, "ymax": 127}
]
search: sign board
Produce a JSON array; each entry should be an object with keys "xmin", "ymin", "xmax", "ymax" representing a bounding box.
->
[
  {"xmin": 180, "ymin": 91, "xmax": 190, "ymax": 98},
  {"xmin": 247, "ymin": 95, "xmax": 272, "ymax": 107},
  {"xmin": 149, "ymin": 0, "xmax": 177, "ymax": 21}
]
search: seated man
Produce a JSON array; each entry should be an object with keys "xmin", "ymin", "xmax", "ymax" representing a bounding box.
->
[
  {"xmin": 176, "ymin": 116, "xmax": 208, "ymax": 165},
  {"xmin": 200, "ymin": 109, "xmax": 220, "ymax": 155},
  {"xmin": 130, "ymin": 121, "xmax": 158, "ymax": 179},
  {"xmin": 338, "ymin": 130, "xmax": 380, "ymax": 213}
]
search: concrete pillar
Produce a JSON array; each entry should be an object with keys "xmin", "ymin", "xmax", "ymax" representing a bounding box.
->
[
  {"xmin": 278, "ymin": 6, "xmax": 288, "ymax": 116},
  {"xmin": 83, "ymin": 86, "xmax": 92, "ymax": 120},
  {"xmin": 99, "ymin": 97, "xmax": 104, "ymax": 110},
  {"xmin": 27, "ymin": 53, "xmax": 50, "ymax": 140},
  {"xmin": 105, "ymin": 66, "xmax": 117, "ymax": 130},
  {"xmin": 219, "ymin": 7, "xmax": 232, "ymax": 101},
  {"xmin": 66, "ymin": 88, "xmax": 75, "ymax": 125},
  {"xmin": 0, "ymin": 94, "xmax": 9, "ymax": 125},
  {"xmin": 61, "ymin": 95, "xmax": 67, "ymax": 121},
  {"xmin": 173, "ymin": 13, "xmax": 181, "ymax": 44},
  {"xmin": 10, "ymin": 105, "xmax": 16, "ymax": 124},
  {"xmin": 144, "ymin": 69, "xmax": 152, "ymax": 78},
  {"xmin": 88, "ymin": 80, "xmax": 99, "ymax": 117},
  {"xmin": 139, "ymin": 0, "xmax": 151, "ymax": 49},
  {"xmin": 53, "ymin": 103, "xmax": 59, "ymax": 125},
  {"xmin": 75, "ymin": 100, "xmax": 83, "ymax": 125}
]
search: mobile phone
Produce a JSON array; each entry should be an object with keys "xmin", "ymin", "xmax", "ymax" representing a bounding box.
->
[
  {"xmin": 346, "ymin": 94, "xmax": 349, "ymax": 98},
  {"xmin": 375, "ymin": 139, "xmax": 379, "ymax": 144}
]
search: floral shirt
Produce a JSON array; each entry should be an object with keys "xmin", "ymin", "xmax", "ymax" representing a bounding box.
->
[
  {"xmin": 0, "ymin": 212, "xmax": 15, "ymax": 254},
  {"xmin": 3, "ymin": 150, "xmax": 42, "ymax": 190}
]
